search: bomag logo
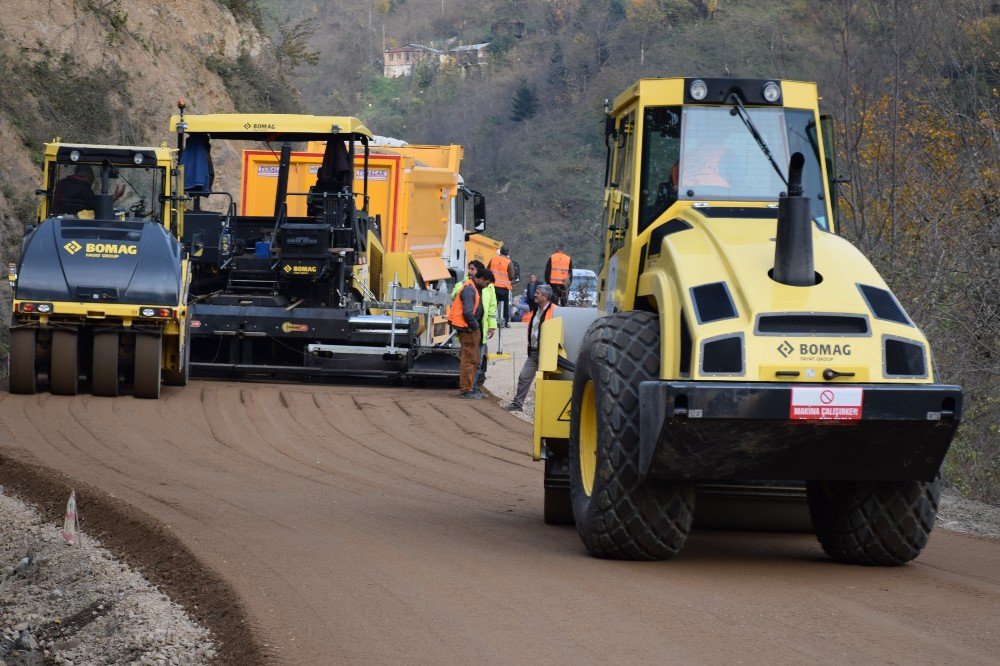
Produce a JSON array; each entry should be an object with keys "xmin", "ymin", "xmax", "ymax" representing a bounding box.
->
[
  {"xmin": 77, "ymin": 243, "xmax": 139, "ymax": 259},
  {"xmin": 244, "ymin": 121, "xmax": 277, "ymax": 131},
  {"xmin": 800, "ymin": 343, "xmax": 852, "ymax": 356},
  {"xmin": 63, "ymin": 240, "xmax": 83, "ymax": 255},
  {"xmin": 284, "ymin": 264, "xmax": 317, "ymax": 275}
]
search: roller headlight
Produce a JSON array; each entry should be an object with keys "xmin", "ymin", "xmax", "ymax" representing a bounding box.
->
[
  {"xmin": 69, "ymin": 150, "xmax": 80, "ymax": 162},
  {"xmin": 133, "ymin": 152, "xmax": 144, "ymax": 165},
  {"xmin": 762, "ymin": 81, "xmax": 781, "ymax": 103},
  {"xmin": 689, "ymin": 79, "xmax": 708, "ymax": 101}
]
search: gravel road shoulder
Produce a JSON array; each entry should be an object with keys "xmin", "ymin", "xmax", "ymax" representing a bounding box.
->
[
  {"xmin": 0, "ymin": 486, "xmax": 214, "ymax": 665},
  {"xmin": 0, "ymin": 454, "xmax": 263, "ymax": 665}
]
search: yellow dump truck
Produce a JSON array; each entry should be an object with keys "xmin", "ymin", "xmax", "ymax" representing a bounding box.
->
[{"xmin": 241, "ymin": 140, "xmax": 490, "ymax": 289}]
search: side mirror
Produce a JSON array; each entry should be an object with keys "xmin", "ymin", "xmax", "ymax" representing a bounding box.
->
[{"xmin": 605, "ymin": 114, "xmax": 617, "ymax": 139}]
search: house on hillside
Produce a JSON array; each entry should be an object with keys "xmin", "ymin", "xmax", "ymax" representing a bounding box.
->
[
  {"xmin": 383, "ymin": 44, "xmax": 442, "ymax": 78},
  {"xmin": 383, "ymin": 42, "xmax": 490, "ymax": 78},
  {"xmin": 445, "ymin": 43, "xmax": 490, "ymax": 72}
]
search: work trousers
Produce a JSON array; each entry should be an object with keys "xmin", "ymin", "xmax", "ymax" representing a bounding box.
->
[
  {"xmin": 458, "ymin": 329, "xmax": 480, "ymax": 393},
  {"xmin": 473, "ymin": 343, "xmax": 487, "ymax": 392},
  {"xmin": 550, "ymin": 283, "xmax": 568, "ymax": 306},
  {"xmin": 495, "ymin": 287, "xmax": 510, "ymax": 325},
  {"xmin": 512, "ymin": 351, "xmax": 539, "ymax": 407}
]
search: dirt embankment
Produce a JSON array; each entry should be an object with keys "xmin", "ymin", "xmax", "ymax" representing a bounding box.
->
[{"xmin": 0, "ymin": 0, "xmax": 275, "ymax": 343}]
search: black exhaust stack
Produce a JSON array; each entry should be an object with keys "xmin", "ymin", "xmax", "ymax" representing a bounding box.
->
[
  {"xmin": 274, "ymin": 142, "xmax": 292, "ymax": 219},
  {"xmin": 95, "ymin": 161, "xmax": 114, "ymax": 220},
  {"xmin": 772, "ymin": 152, "xmax": 815, "ymax": 286}
]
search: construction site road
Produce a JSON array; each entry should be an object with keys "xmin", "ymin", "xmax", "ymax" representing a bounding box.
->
[{"xmin": 1, "ymin": 381, "xmax": 998, "ymax": 664}]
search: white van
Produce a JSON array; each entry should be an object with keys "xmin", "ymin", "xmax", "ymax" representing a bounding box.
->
[{"xmin": 567, "ymin": 269, "xmax": 598, "ymax": 307}]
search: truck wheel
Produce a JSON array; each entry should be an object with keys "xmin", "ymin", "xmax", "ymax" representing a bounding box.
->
[
  {"xmin": 163, "ymin": 323, "xmax": 190, "ymax": 387},
  {"xmin": 543, "ymin": 454, "xmax": 573, "ymax": 525},
  {"xmin": 569, "ymin": 312, "xmax": 695, "ymax": 560},
  {"xmin": 133, "ymin": 334, "xmax": 162, "ymax": 399},
  {"xmin": 50, "ymin": 330, "xmax": 79, "ymax": 396},
  {"xmin": 92, "ymin": 333, "xmax": 121, "ymax": 397},
  {"xmin": 807, "ymin": 475, "xmax": 941, "ymax": 566},
  {"xmin": 9, "ymin": 329, "xmax": 38, "ymax": 394}
]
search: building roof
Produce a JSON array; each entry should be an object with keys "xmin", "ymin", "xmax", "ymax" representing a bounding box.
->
[
  {"xmin": 385, "ymin": 43, "xmax": 442, "ymax": 54},
  {"xmin": 450, "ymin": 43, "xmax": 489, "ymax": 52}
]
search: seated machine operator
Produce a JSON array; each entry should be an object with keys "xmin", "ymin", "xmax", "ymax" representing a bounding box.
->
[{"xmin": 52, "ymin": 165, "xmax": 125, "ymax": 216}]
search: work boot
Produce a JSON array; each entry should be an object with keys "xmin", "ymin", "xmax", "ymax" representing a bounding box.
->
[
  {"xmin": 505, "ymin": 402, "xmax": 522, "ymax": 411},
  {"xmin": 472, "ymin": 390, "xmax": 487, "ymax": 399},
  {"xmin": 459, "ymin": 391, "xmax": 476, "ymax": 399}
]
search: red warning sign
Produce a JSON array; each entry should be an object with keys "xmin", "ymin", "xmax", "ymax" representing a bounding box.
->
[{"xmin": 790, "ymin": 386, "xmax": 863, "ymax": 420}]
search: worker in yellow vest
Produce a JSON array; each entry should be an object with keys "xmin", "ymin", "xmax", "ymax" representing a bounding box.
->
[
  {"xmin": 488, "ymin": 246, "xmax": 516, "ymax": 328},
  {"xmin": 544, "ymin": 243, "xmax": 573, "ymax": 306}
]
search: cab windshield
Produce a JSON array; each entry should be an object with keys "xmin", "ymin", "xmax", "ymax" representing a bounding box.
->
[
  {"xmin": 49, "ymin": 162, "xmax": 165, "ymax": 220},
  {"xmin": 638, "ymin": 105, "xmax": 827, "ymax": 231}
]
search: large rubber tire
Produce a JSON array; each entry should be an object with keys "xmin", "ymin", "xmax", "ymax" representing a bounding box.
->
[
  {"xmin": 543, "ymin": 454, "xmax": 574, "ymax": 525},
  {"xmin": 568, "ymin": 312, "xmax": 695, "ymax": 560},
  {"xmin": 807, "ymin": 475, "xmax": 941, "ymax": 566},
  {"xmin": 50, "ymin": 330, "xmax": 79, "ymax": 396},
  {"xmin": 133, "ymin": 334, "xmax": 162, "ymax": 399},
  {"xmin": 8, "ymin": 329, "xmax": 38, "ymax": 395},
  {"xmin": 162, "ymin": 322, "xmax": 190, "ymax": 387},
  {"xmin": 92, "ymin": 333, "xmax": 121, "ymax": 397}
]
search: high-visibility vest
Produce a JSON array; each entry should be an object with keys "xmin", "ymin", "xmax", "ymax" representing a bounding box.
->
[
  {"xmin": 489, "ymin": 255, "xmax": 513, "ymax": 290},
  {"xmin": 685, "ymin": 146, "xmax": 729, "ymax": 187},
  {"xmin": 448, "ymin": 282, "xmax": 480, "ymax": 329},
  {"xmin": 549, "ymin": 252, "xmax": 571, "ymax": 285}
]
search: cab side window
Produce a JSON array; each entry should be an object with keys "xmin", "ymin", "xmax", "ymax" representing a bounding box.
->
[{"xmin": 638, "ymin": 106, "xmax": 682, "ymax": 232}]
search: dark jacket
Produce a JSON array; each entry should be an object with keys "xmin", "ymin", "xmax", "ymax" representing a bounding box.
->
[
  {"xmin": 460, "ymin": 282, "xmax": 482, "ymax": 332},
  {"xmin": 525, "ymin": 280, "xmax": 538, "ymax": 302},
  {"xmin": 52, "ymin": 176, "xmax": 97, "ymax": 215}
]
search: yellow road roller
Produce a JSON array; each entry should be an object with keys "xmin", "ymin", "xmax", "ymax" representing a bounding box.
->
[
  {"xmin": 8, "ymin": 142, "xmax": 189, "ymax": 398},
  {"xmin": 531, "ymin": 78, "xmax": 962, "ymax": 565}
]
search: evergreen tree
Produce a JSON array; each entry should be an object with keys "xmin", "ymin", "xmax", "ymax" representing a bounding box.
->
[{"xmin": 510, "ymin": 83, "xmax": 537, "ymax": 121}]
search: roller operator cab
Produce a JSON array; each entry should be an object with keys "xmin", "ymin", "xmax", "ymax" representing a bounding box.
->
[
  {"xmin": 8, "ymin": 142, "xmax": 189, "ymax": 399},
  {"xmin": 532, "ymin": 78, "xmax": 962, "ymax": 565}
]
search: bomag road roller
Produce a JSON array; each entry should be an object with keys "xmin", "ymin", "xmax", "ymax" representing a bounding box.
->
[
  {"xmin": 8, "ymin": 142, "xmax": 190, "ymax": 398},
  {"xmin": 171, "ymin": 104, "xmax": 464, "ymax": 380},
  {"xmin": 531, "ymin": 78, "xmax": 963, "ymax": 565}
]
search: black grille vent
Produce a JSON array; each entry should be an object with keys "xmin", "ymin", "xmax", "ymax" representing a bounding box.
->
[
  {"xmin": 757, "ymin": 314, "xmax": 868, "ymax": 335},
  {"xmin": 679, "ymin": 310, "xmax": 692, "ymax": 375},
  {"xmin": 885, "ymin": 338, "xmax": 926, "ymax": 377},
  {"xmin": 702, "ymin": 336, "xmax": 743, "ymax": 374},
  {"xmin": 859, "ymin": 285, "xmax": 909, "ymax": 325},
  {"xmin": 691, "ymin": 282, "xmax": 737, "ymax": 323}
]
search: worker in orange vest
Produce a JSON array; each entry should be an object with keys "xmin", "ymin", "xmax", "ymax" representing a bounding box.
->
[
  {"xmin": 544, "ymin": 243, "xmax": 573, "ymax": 307},
  {"xmin": 488, "ymin": 246, "xmax": 516, "ymax": 328},
  {"xmin": 506, "ymin": 284, "xmax": 556, "ymax": 412},
  {"xmin": 449, "ymin": 270, "xmax": 489, "ymax": 398}
]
